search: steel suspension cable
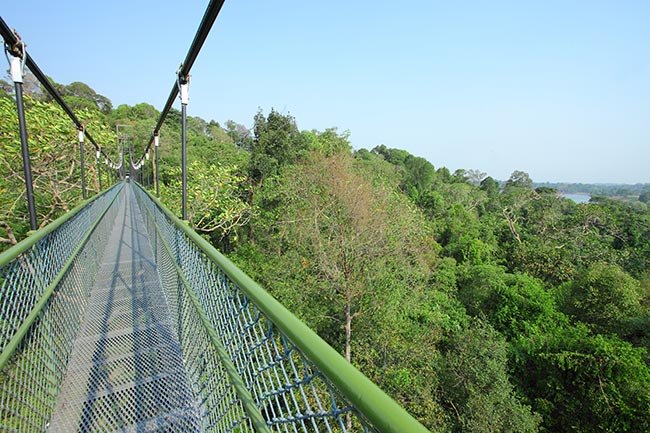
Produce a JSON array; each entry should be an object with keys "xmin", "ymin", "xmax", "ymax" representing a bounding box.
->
[
  {"xmin": 0, "ymin": 16, "xmax": 118, "ymax": 165},
  {"xmin": 135, "ymin": 0, "xmax": 227, "ymax": 164}
]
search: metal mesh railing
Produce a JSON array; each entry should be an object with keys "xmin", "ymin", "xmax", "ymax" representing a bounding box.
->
[
  {"xmin": 0, "ymin": 182, "xmax": 429, "ymax": 433},
  {"xmin": 0, "ymin": 183, "xmax": 123, "ymax": 432},
  {"xmin": 133, "ymin": 184, "xmax": 377, "ymax": 433}
]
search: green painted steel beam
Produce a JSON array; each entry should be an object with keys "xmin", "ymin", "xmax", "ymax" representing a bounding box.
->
[
  {"xmin": 135, "ymin": 183, "xmax": 432, "ymax": 433},
  {"xmin": 0, "ymin": 183, "xmax": 123, "ymax": 371}
]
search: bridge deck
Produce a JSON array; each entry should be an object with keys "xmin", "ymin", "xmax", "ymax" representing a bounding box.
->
[{"xmin": 48, "ymin": 185, "xmax": 202, "ymax": 432}]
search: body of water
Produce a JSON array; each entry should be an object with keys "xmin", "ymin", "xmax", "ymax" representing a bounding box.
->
[{"xmin": 562, "ymin": 193, "xmax": 591, "ymax": 204}]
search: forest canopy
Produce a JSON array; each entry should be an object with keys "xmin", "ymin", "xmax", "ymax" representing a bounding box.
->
[{"xmin": 1, "ymin": 78, "xmax": 648, "ymax": 432}]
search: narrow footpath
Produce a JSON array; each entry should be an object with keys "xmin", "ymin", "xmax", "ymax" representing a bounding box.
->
[{"xmin": 48, "ymin": 185, "xmax": 201, "ymax": 432}]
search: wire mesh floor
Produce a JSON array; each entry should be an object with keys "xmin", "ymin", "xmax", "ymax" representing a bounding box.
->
[{"xmin": 48, "ymin": 185, "xmax": 202, "ymax": 432}]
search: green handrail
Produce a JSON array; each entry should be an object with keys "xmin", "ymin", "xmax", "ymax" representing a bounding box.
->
[
  {"xmin": 0, "ymin": 183, "xmax": 121, "ymax": 267},
  {"xmin": 0, "ymin": 183, "xmax": 123, "ymax": 371},
  {"xmin": 141, "ymin": 199, "xmax": 271, "ymax": 433},
  {"xmin": 135, "ymin": 183, "xmax": 431, "ymax": 433}
]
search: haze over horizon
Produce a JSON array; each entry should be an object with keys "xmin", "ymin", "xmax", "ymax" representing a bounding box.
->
[{"xmin": 2, "ymin": 0, "xmax": 648, "ymax": 184}]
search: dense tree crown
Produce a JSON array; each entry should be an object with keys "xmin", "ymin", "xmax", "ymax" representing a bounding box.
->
[{"xmin": 1, "ymin": 79, "xmax": 648, "ymax": 432}]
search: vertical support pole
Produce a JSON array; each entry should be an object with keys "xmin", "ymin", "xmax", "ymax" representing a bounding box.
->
[
  {"xmin": 181, "ymin": 103, "xmax": 187, "ymax": 219},
  {"xmin": 154, "ymin": 133, "xmax": 160, "ymax": 197},
  {"xmin": 179, "ymin": 76, "xmax": 190, "ymax": 220},
  {"xmin": 153, "ymin": 196, "xmax": 158, "ymax": 264},
  {"xmin": 78, "ymin": 127, "xmax": 87, "ymax": 199},
  {"xmin": 96, "ymin": 149, "xmax": 102, "ymax": 191},
  {"xmin": 145, "ymin": 150, "xmax": 150, "ymax": 188},
  {"xmin": 129, "ymin": 140, "xmax": 134, "ymax": 182},
  {"xmin": 8, "ymin": 49, "xmax": 37, "ymax": 230}
]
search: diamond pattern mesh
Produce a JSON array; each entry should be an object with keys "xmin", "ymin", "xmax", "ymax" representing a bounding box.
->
[
  {"xmin": 1, "ymin": 183, "xmax": 380, "ymax": 432},
  {"xmin": 134, "ymin": 185, "xmax": 376, "ymax": 433},
  {"xmin": 47, "ymin": 185, "xmax": 201, "ymax": 432},
  {"xmin": 0, "ymin": 184, "xmax": 122, "ymax": 432}
]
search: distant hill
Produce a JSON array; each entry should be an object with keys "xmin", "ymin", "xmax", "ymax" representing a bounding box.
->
[{"xmin": 533, "ymin": 182, "xmax": 649, "ymax": 198}]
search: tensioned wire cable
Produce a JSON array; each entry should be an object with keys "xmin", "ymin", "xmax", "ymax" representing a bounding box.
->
[
  {"xmin": 133, "ymin": 0, "xmax": 226, "ymax": 167},
  {"xmin": 0, "ymin": 16, "xmax": 120, "ymax": 166}
]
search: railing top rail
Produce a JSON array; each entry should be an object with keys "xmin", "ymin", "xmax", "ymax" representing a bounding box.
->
[
  {"xmin": 0, "ymin": 182, "xmax": 123, "ymax": 373},
  {"xmin": 0, "ymin": 183, "xmax": 120, "ymax": 267},
  {"xmin": 135, "ymin": 183, "xmax": 431, "ymax": 433}
]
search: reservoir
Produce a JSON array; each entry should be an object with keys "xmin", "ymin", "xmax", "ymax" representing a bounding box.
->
[{"xmin": 562, "ymin": 193, "xmax": 591, "ymax": 204}]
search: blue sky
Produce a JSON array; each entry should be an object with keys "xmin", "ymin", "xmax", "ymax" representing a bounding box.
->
[{"xmin": 3, "ymin": 0, "xmax": 649, "ymax": 183}]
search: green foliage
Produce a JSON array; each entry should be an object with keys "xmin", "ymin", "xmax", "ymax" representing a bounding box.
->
[
  {"xmin": 302, "ymin": 128, "xmax": 351, "ymax": 156},
  {"xmin": 370, "ymin": 145, "xmax": 436, "ymax": 203},
  {"xmin": 639, "ymin": 189, "xmax": 650, "ymax": 204},
  {"xmin": 480, "ymin": 176, "xmax": 500, "ymax": 196},
  {"xmin": 234, "ymin": 151, "xmax": 448, "ymax": 429},
  {"xmin": 112, "ymin": 102, "xmax": 159, "ymax": 121},
  {"xmin": 51, "ymin": 80, "xmax": 113, "ymax": 113},
  {"xmin": 431, "ymin": 257, "xmax": 459, "ymax": 294},
  {"xmin": 457, "ymin": 264, "xmax": 563, "ymax": 338},
  {"xmin": 4, "ymin": 78, "xmax": 649, "ymax": 432},
  {"xmin": 535, "ymin": 181, "xmax": 650, "ymax": 198},
  {"xmin": 402, "ymin": 156, "xmax": 436, "ymax": 201},
  {"xmin": 438, "ymin": 319, "xmax": 541, "ymax": 432},
  {"xmin": 555, "ymin": 262, "xmax": 643, "ymax": 335},
  {"xmin": 0, "ymin": 94, "xmax": 116, "ymax": 249},
  {"xmin": 225, "ymin": 120, "xmax": 253, "ymax": 149},
  {"xmin": 514, "ymin": 325, "xmax": 650, "ymax": 433},
  {"xmin": 505, "ymin": 170, "xmax": 533, "ymax": 189},
  {"xmin": 371, "ymin": 144, "xmax": 411, "ymax": 165},
  {"xmin": 245, "ymin": 152, "xmax": 436, "ymax": 348},
  {"xmin": 250, "ymin": 109, "xmax": 307, "ymax": 181},
  {"xmin": 166, "ymin": 111, "xmax": 650, "ymax": 432},
  {"xmin": 160, "ymin": 160, "xmax": 251, "ymax": 245},
  {"xmin": 362, "ymin": 144, "xmax": 650, "ymax": 431}
]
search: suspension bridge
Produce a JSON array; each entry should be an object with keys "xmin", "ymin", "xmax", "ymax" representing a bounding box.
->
[{"xmin": 0, "ymin": 2, "xmax": 430, "ymax": 432}]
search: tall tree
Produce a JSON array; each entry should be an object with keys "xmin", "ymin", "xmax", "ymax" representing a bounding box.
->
[
  {"xmin": 260, "ymin": 152, "xmax": 433, "ymax": 362},
  {"xmin": 505, "ymin": 170, "xmax": 533, "ymax": 189},
  {"xmin": 640, "ymin": 189, "xmax": 650, "ymax": 204},
  {"xmin": 51, "ymin": 80, "xmax": 113, "ymax": 113},
  {"xmin": 250, "ymin": 109, "xmax": 306, "ymax": 181},
  {"xmin": 466, "ymin": 169, "xmax": 488, "ymax": 186},
  {"xmin": 480, "ymin": 176, "xmax": 500, "ymax": 197}
]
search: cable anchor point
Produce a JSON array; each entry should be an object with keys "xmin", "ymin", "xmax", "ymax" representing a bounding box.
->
[
  {"xmin": 176, "ymin": 65, "xmax": 190, "ymax": 105},
  {"xmin": 4, "ymin": 30, "xmax": 27, "ymax": 84}
]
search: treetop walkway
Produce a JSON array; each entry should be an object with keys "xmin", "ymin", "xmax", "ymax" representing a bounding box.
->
[
  {"xmin": 0, "ymin": 183, "xmax": 431, "ymax": 432},
  {"xmin": 0, "ymin": 1, "xmax": 431, "ymax": 431}
]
